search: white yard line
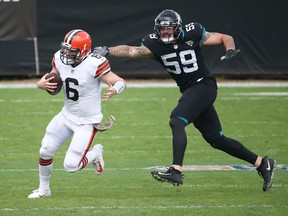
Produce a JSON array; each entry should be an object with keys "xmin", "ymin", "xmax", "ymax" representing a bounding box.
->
[
  {"xmin": 0, "ymin": 164, "xmax": 286, "ymax": 172},
  {"xmin": 234, "ymin": 92, "xmax": 288, "ymax": 96},
  {"xmin": 0, "ymin": 204, "xmax": 280, "ymax": 212},
  {"xmin": 0, "ymin": 81, "xmax": 288, "ymax": 88}
]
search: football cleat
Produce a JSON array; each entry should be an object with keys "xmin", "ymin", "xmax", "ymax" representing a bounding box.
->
[
  {"xmin": 256, "ymin": 156, "xmax": 276, "ymax": 191},
  {"xmin": 92, "ymin": 144, "xmax": 104, "ymax": 175},
  {"xmin": 151, "ymin": 166, "xmax": 184, "ymax": 186},
  {"xmin": 28, "ymin": 189, "xmax": 51, "ymax": 199}
]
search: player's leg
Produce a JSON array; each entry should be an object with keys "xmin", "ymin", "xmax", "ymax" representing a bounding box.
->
[
  {"xmin": 194, "ymin": 105, "xmax": 275, "ymax": 191},
  {"xmin": 28, "ymin": 112, "xmax": 72, "ymax": 198},
  {"xmin": 194, "ymin": 105, "xmax": 258, "ymax": 164},
  {"xmin": 170, "ymin": 84, "xmax": 217, "ymax": 167},
  {"xmin": 63, "ymin": 124, "xmax": 104, "ymax": 174},
  {"xmin": 151, "ymin": 83, "xmax": 217, "ymax": 185}
]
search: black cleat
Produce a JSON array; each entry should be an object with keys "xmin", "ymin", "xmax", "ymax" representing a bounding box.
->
[
  {"xmin": 256, "ymin": 156, "xmax": 276, "ymax": 191},
  {"xmin": 151, "ymin": 167, "xmax": 184, "ymax": 186}
]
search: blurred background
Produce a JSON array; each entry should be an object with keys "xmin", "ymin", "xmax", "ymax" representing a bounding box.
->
[{"xmin": 0, "ymin": 0, "xmax": 287, "ymax": 79}]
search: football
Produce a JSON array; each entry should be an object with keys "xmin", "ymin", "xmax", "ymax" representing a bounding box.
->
[{"xmin": 45, "ymin": 73, "xmax": 63, "ymax": 95}]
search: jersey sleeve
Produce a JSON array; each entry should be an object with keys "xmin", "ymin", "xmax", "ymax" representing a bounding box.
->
[
  {"xmin": 195, "ymin": 22, "xmax": 206, "ymax": 43},
  {"xmin": 142, "ymin": 34, "xmax": 156, "ymax": 46},
  {"xmin": 95, "ymin": 58, "xmax": 111, "ymax": 78},
  {"xmin": 141, "ymin": 34, "xmax": 158, "ymax": 56},
  {"xmin": 51, "ymin": 51, "xmax": 60, "ymax": 70},
  {"xmin": 183, "ymin": 22, "xmax": 206, "ymax": 43},
  {"xmin": 52, "ymin": 57, "xmax": 56, "ymax": 68}
]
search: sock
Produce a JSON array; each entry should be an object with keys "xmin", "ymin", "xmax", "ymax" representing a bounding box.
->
[
  {"xmin": 38, "ymin": 158, "xmax": 53, "ymax": 192},
  {"xmin": 86, "ymin": 148, "xmax": 97, "ymax": 163}
]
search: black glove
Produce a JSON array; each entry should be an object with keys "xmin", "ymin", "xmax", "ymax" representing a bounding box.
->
[
  {"xmin": 93, "ymin": 46, "xmax": 109, "ymax": 57},
  {"xmin": 220, "ymin": 49, "xmax": 240, "ymax": 60}
]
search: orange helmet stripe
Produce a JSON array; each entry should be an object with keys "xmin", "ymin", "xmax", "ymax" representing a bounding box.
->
[{"xmin": 64, "ymin": 29, "xmax": 83, "ymax": 44}]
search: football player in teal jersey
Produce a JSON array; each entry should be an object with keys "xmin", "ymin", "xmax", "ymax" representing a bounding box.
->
[{"xmin": 93, "ymin": 9, "xmax": 275, "ymax": 191}]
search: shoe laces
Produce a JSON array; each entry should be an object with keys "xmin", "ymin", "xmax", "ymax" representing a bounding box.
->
[{"xmin": 166, "ymin": 166, "xmax": 184, "ymax": 176}]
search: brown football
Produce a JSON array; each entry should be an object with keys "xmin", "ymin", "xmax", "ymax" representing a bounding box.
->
[{"xmin": 45, "ymin": 73, "xmax": 63, "ymax": 95}]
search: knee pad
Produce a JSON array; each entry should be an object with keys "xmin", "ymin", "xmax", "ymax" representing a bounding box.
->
[
  {"xmin": 39, "ymin": 146, "xmax": 54, "ymax": 160},
  {"xmin": 169, "ymin": 117, "xmax": 187, "ymax": 129},
  {"xmin": 40, "ymin": 133, "xmax": 59, "ymax": 159},
  {"xmin": 63, "ymin": 157, "xmax": 80, "ymax": 173}
]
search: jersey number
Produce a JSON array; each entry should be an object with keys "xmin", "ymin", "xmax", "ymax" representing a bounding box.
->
[
  {"xmin": 65, "ymin": 78, "xmax": 79, "ymax": 101},
  {"xmin": 185, "ymin": 23, "xmax": 195, "ymax": 32},
  {"xmin": 161, "ymin": 50, "xmax": 198, "ymax": 74}
]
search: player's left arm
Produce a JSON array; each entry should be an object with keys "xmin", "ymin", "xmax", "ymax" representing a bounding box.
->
[
  {"xmin": 202, "ymin": 32, "xmax": 240, "ymax": 60},
  {"xmin": 100, "ymin": 71, "xmax": 127, "ymax": 101}
]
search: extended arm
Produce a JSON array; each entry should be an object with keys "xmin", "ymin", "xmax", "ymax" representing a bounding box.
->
[{"xmin": 93, "ymin": 45, "xmax": 154, "ymax": 59}]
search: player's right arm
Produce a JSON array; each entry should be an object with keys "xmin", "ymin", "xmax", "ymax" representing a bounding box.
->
[
  {"xmin": 109, "ymin": 45, "xmax": 154, "ymax": 58},
  {"xmin": 94, "ymin": 45, "xmax": 154, "ymax": 59},
  {"xmin": 36, "ymin": 59, "xmax": 58, "ymax": 91}
]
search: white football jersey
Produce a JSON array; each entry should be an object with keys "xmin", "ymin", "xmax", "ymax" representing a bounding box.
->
[{"xmin": 52, "ymin": 51, "xmax": 111, "ymax": 125}]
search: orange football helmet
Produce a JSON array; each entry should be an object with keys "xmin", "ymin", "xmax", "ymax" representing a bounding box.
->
[{"xmin": 60, "ymin": 29, "xmax": 92, "ymax": 65}]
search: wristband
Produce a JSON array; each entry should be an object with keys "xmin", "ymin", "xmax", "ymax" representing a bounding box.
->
[{"xmin": 113, "ymin": 81, "xmax": 126, "ymax": 94}]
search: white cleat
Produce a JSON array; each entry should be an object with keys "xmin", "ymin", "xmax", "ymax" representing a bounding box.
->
[
  {"xmin": 92, "ymin": 144, "xmax": 104, "ymax": 175},
  {"xmin": 28, "ymin": 189, "xmax": 51, "ymax": 199}
]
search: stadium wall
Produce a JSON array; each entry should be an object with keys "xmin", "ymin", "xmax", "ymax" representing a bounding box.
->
[{"xmin": 0, "ymin": 0, "xmax": 287, "ymax": 78}]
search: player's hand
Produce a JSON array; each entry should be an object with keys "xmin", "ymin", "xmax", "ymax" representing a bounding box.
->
[
  {"xmin": 102, "ymin": 82, "xmax": 117, "ymax": 101},
  {"xmin": 220, "ymin": 49, "xmax": 240, "ymax": 60},
  {"xmin": 36, "ymin": 73, "xmax": 57, "ymax": 91},
  {"xmin": 93, "ymin": 46, "xmax": 109, "ymax": 57}
]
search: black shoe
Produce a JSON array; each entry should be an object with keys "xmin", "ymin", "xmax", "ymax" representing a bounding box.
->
[
  {"xmin": 256, "ymin": 156, "xmax": 276, "ymax": 191},
  {"xmin": 151, "ymin": 167, "xmax": 184, "ymax": 186}
]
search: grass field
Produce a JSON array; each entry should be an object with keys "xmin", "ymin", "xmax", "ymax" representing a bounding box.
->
[{"xmin": 0, "ymin": 82, "xmax": 287, "ymax": 216}]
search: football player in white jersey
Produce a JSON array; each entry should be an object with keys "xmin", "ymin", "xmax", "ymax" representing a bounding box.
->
[{"xmin": 28, "ymin": 29, "xmax": 127, "ymax": 198}]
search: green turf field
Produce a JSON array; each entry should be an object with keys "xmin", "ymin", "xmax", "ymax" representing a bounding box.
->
[{"xmin": 0, "ymin": 83, "xmax": 287, "ymax": 216}]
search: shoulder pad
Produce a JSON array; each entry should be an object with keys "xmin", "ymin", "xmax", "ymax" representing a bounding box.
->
[
  {"xmin": 182, "ymin": 22, "xmax": 205, "ymax": 42},
  {"xmin": 89, "ymin": 54, "xmax": 107, "ymax": 66}
]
